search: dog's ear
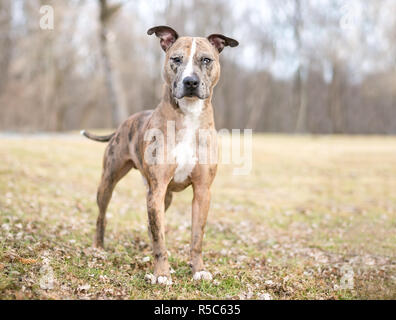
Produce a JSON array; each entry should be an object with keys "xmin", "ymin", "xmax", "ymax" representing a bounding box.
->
[
  {"xmin": 147, "ymin": 26, "xmax": 179, "ymax": 52},
  {"xmin": 207, "ymin": 34, "xmax": 239, "ymax": 53}
]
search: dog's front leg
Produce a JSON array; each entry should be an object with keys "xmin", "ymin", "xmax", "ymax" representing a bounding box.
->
[
  {"xmin": 190, "ymin": 184, "xmax": 212, "ymax": 281},
  {"xmin": 146, "ymin": 184, "xmax": 172, "ymax": 285}
]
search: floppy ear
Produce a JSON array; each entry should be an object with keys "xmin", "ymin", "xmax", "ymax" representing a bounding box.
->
[
  {"xmin": 207, "ymin": 34, "xmax": 239, "ymax": 53},
  {"xmin": 147, "ymin": 26, "xmax": 179, "ymax": 52}
]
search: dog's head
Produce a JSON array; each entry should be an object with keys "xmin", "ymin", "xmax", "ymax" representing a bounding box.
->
[{"xmin": 148, "ymin": 26, "xmax": 238, "ymax": 101}]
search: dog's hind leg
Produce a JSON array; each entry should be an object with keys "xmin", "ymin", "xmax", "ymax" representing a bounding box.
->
[
  {"xmin": 94, "ymin": 143, "xmax": 134, "ymax": 249},
  {"xmin": 95, "ymin": 161, "xmax": 132, "ymax": 249}
]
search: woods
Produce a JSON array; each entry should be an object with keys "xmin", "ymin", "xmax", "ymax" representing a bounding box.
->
[{"xmin": 0, "ymin": 0, "xmax": 395, "ymax": 134}]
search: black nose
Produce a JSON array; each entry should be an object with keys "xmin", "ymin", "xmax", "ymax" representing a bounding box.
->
[{"xmin": 183, "ymin": 75, "xmax": 199, "ymax": 89}]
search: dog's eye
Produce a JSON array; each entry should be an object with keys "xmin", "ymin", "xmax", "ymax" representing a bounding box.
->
[
  {"xmin": 202, "ymin": 57, "xmax": 212, "ymax": 65},
  {"xmin": 171, "ymin": 57, "xmax": 182, "ymax": 64}
]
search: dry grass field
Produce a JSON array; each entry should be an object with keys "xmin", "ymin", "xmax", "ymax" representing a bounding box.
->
[{"xmin": 0, "ymin": 134, "xmax": 395, "ymax": 299}]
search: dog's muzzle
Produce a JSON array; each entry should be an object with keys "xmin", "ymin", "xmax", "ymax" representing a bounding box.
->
[
  {"xmin": 183, "ymin": 75, "xmax": 199, "ymax": 95},
  {"xmin": 174, "ymin": 74, "xmax": 204, "ymax": 99}
]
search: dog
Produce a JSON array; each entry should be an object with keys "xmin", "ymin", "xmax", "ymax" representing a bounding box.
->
[{"xmin": 82, "ymin": 26, "xmax": 238, "ymax": 285}]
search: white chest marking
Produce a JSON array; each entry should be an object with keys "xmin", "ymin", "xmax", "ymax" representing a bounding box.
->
[
  {"xmin": 173, "ymin": 38, "xmax": 203, "ymax": 183},
  {"xmin": 173, "ymin": 98, "xmax": 203, "ymax": 183},
  {"xmin": 182, "ymin": 38, "xmax": 196, "ymax": 79}
]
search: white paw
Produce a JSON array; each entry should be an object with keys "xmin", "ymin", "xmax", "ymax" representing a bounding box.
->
[
  {"xmin": 193, "ymin": 271, "xmax": 213, "ymax": 281},
  {"xmin": 144, "ymin": 273, "xmax": 157, "ymax": 284},
  {"xmin": 144, "ymin": 273, "xmax": 172, "ymax": 285},
  {"xmin": 157, "ymin": 276, "xmax": 173, "ymax": 285}
]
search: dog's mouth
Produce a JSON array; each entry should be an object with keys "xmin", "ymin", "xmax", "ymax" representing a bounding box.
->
[
  {"xmin": 174, "ymin": 91, "xmax": 205, "ymax": 100},
  {"xmin": 183, "ymin": 92, "xmax": 200, "ymax": 98},
  {"xmin": 172, "ymin": 80, "xmax": 208, "ymax": 100}
]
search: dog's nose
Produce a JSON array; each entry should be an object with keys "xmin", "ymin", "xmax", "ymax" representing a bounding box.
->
[{"xmin": 183, "ymin": 75, "xmax": 199, "ymax": 89}]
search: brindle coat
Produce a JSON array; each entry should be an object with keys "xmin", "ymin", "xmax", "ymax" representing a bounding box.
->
[{"xmin": 83, "ymin": 26, "xmax": 238, "ymax": 284}]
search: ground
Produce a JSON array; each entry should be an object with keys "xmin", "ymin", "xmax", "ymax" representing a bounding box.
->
[{"xmin": 0, "ymin": 133, "xmax": 395, "ymax": 300}]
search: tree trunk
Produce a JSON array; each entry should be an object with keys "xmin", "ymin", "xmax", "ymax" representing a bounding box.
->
[
  {"xmin": 246, "ymin": 74, "xmax": 269, "ymax": 130},
  {"xmin": 328, "ymin": 61, "xmax": 344, "ymax": 134},
  {"xmin": 294, "ymin": 66, "xmax": 307, "ymax": 133},
  {"xmin": 292, "ymin": 0, "xmax": 307, "ymax": 133},
  {"xmin": 0, "ymin": 0, "xmax": 12, "ymax": 94},
  {"xmin": 98, "ymin": 0, "xmax": 128, "ymax": 128}
]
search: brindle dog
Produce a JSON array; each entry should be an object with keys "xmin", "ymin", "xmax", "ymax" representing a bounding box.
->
[{"xmin": 82, "ymin": 26, "xmax": 238, "ymax": 285}]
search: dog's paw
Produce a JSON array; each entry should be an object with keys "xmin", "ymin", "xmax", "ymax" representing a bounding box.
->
[
  {"xmin": 144, "ymin": 273, "xmax": 157, "ymax": 284},
  {"xmin": 157, "ymin": 276, "xmax": 173, "ymax": 285},
  {"xmin": 144, "ymin": 273, "xmax": 173, "ymax": 285},
  {"xmin": 193, "ymin": 271, "xmax": 213, "ymax": 281},
  {"xmin": 92, "ymin": 243, "xmax": 105, "ymax": 250}
]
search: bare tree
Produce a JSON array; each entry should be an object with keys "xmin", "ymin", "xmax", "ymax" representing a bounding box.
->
[
  {"xmin": 0, "ymin": 0, "xmax": 12, "ymax": 94},
  {"xmin": 98, "ymin": 0, "xmax": 128, "ymax": 127},
  {"xmin": 327, "ymin": 58, "xmax": 346, "ymax": 133},
  {"xmin": 292, "ymin": 0, "xmax": 308, "ymax": 133}
]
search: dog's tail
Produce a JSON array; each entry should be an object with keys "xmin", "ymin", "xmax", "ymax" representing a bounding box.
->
[{"xmin": 80, "ymin": 130, "xmax": 115, "ymax": 142}]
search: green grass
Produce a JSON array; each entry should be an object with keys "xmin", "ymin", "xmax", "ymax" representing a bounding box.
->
[{"xmin": 0, "ymin": 134, "xmax": 395, "ymax": 299}]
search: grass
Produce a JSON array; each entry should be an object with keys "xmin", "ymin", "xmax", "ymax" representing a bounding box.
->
[{"xmin": 0, "ymin": 133, "xmax": 395, "ymax": 299}]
